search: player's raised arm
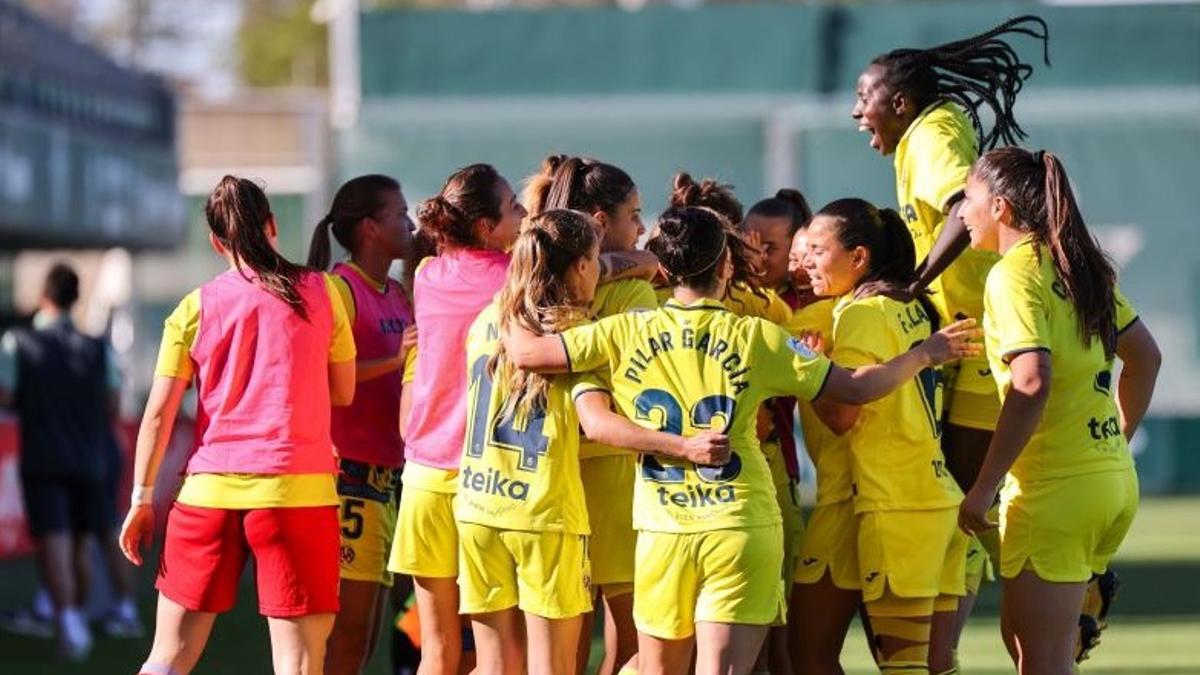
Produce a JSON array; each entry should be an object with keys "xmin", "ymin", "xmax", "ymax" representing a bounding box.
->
[{"xmin": 575, "ymin": 390, "xmax": 730, "ymax": 466}]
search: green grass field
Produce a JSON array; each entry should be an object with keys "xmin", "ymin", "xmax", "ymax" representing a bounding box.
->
[{"xmin": 2, "ymin": 497, "xmax": 1195, "ymax": 674}]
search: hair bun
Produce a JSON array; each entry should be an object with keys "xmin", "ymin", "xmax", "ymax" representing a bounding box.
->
[{"xmin": 542, "ymin": 154, "xmax": 569, "ymax": 176}]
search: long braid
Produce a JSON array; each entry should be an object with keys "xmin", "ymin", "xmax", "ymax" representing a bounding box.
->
[{"xmin": 875, "ymin": 15, "xmax": 1050, "ymax": 150}]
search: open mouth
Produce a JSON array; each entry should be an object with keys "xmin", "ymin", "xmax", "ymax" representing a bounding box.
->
[{"xmin": 858, "ymin": 122, "xmax": 882, "ymax": 151}]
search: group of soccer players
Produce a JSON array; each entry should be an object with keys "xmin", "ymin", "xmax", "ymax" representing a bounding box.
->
[{"xmin": 117, "ymin": 13, "xmax": 1161, "ymax": 675}]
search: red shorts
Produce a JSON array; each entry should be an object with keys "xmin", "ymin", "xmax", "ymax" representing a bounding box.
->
[{"xmin": 156, "ymin": 503, "xmax": 340, "ymax": 617}]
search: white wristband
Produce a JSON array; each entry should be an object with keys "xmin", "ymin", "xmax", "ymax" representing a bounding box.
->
[{"xmin": 131, "ymin": 485, "xmax": 154, "ymax": 505}]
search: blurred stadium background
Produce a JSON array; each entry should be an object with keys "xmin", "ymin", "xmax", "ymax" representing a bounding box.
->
[{"xmin": 0, "ymin": 0, "xmax": 1196, "ymax": 672}]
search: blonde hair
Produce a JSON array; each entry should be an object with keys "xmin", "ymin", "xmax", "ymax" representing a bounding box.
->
[{"xmin": 493, "ymin": 209, "xmax": 599, "ymax": 418}]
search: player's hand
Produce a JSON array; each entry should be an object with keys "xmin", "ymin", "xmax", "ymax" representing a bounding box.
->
[
  {"xmin": 921, "ymin": 318, "xmax": 982, "ymax": 366},
  {"xmin": 683, "ymin": 431, "xmax": 731, "ymax": 466},
  {"xmin": 958, "ymin": 484, "xmax": 999, "ymax": 536},
  {"xmin": 398, "ymin": 325, "xmax": 419, "ymax": 364},
  {"xmin": 119, "ymin": 504, "xmax": 155, "ymax": 566},
  {"xmin": 798, "ymin": 330, "xmax": 826, "ymax": 355}
]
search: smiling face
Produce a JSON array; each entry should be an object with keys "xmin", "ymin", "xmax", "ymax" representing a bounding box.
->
[
  {"xmin": 744, "ymin": 213, "xmax": 794, "ymax": 289},
  {"xmin": 787, "ymin": 227, "xmax": 813, "ymax": 293},
  {"xmin": 803, "ymin": 215, "xmax": 868, "ymax": 298},
  {"xmin": 851, "ymin": 64, "xmax": 911, "ymax": 157},
  {"xmin": 959, "ymin": 172, "xmax": 1003, "ymax": 253}
]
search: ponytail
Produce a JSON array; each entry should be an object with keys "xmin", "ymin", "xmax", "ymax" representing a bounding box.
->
[
  {"xmin": 307, "ymin": 174, "xmax": 402, "ymax": 270},
  {"xmin": 205, "ymin": 175, "xmax": 309, "ymax": 320},
  {"xmin": 665, "ymin": 172, "xmax": 767, "ymax": 301},
  {"xmin": 493, "ymin": 209, "xmax": 598, "ymax": 418},
  {"xmin": 524, "ymin": 154, "xmax": 636, "ymax": 222},
  {"xmin": 973, "ymin": 147, "xmax": 1117, "ymax": 356}
]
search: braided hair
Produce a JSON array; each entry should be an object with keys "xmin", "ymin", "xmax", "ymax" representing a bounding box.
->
[{"xmin": 872, "ymin": 15, "xmax": 1050, "ymax": 150}]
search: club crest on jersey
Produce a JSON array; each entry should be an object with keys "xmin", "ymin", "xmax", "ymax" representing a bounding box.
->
[
  {"xmin": 787, "ymin": 337, "xmax": 818, "ymax": 360},
  {"xmin": 1094, "ymin": 370, "xmax": 1113, "ymax": 395}
]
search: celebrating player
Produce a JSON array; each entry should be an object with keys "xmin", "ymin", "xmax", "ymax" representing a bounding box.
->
[
  {"xmin": 500, "ymin": 205, "xmax": 978, "ymax": 675},
  {"xmin": 851, "ymin": 15, "xmax": 1051, "ymax": 656},
  {"xmin": 524, "ymin": 155, "xmax": 656, "ymax": 675},
  {"xmin": 957, "ymin": 148, "xmax": 1160, "ymax": 674}
]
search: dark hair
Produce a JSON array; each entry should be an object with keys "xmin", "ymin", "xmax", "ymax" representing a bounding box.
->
[
  {"xmin": 649, "ymin": 206, "xmax": 729, "ymax": 293},
  {"xmin": 664, "ymin": 172, "xmax": 766, "ymax": 296},
  {"xmin": 417, "ymin": 163, "xmax": 503, "ymax": 250},
  {"xmin": 404, "ymin": 228, "xmax": 440, "ymax": 290},
  {"xmin": 747, "ymin": 188, "xmax": 814, "ymax": 235},
  {"xmin": 524, "ymin": 154, "xmax": 635, "ymax": 219},
  {"xmin": 871, "ymin": 15, "xmax": 1050, "ymax": 150},
  {"xmin": 818, "ymin": 198, "xmax": 938, "ymax": 328},
  {"xmin": 43, "ymin": 262, "xmax": 80, "ymax": 310},
  {"xmin": 973, "ymin": 147, "xmax": 1117, "ymax": 356},
  {"xmin": 205, "ymin": 175, "xmax": 309, "ymax": 320},
  {"xmin": 307, "ymin": 174, "xmax": 401, "ymax": 269},
  {"xmin": 669, "ymin": 172, "xmax": 743, "ymax": 225}
]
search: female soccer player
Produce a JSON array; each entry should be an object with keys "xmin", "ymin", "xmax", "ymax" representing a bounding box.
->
[
  {"xmin": 524, "ymin": 155, "xmax": 655, "ymax": 675},
  {"xmin": 120, "ymin": 176, "xmax": 356, "ymax": 675},
  {"xmin": 743, "ymin": 188, "xmax": 814, "ymax": 675},
  {"xmin": 957, "ymin": 148, "xmax": 1160, "ymax": 674},
  {"xmin": 456, "ymin": 208, "xmax": 729, "ymax": 675},
  {"xmin": 307, "ymin": 174, "xmax": 419, "ymax": 675},
  {"xmin": 851, "ymin": 15, "xmax": 1051, "ymax": 650},
  {"xmin": 804, "ymin": 199, "xmax": 970, "ymax": 675},
  {"xmin": 501, "ymin": 205, "xmax": 978, "ymax": 675},
  {"xmin": 784, "ymin": 217, "xmax": 862, "ymax": 675},
  {"xmin": 393, "ymin": 163, "xmax": 659, "ymax": 675}
]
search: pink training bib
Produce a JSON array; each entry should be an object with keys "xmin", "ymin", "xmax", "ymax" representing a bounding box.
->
[
  {"xmin": 186, "ymin": 269, "xmax": 337, "ymax": 476},
  {"xmin": 404, "ymin": 248, "xmax": 509, "ymax": 470},
  {"xmin": 330, "ymin": 263, "xmax": 413, "ymax": 468}
]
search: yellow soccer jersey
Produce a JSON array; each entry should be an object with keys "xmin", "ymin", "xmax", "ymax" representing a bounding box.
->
[
  {"xmin": 580, "ymin": 278, "xmax": 660, "ymax": 460},
  {"xmin": 832, "ymin": 295, "xmax": 962, "ymax": 513},
  {"xmin": 894, "ymin": 101, "xmax": 1000, "ymax": 329},
  {"xmin": 790, "ymin": 299, "xmax": 854, "ymax": 506},
  {"xmin": 456, "ymin": 303, "xmax": 596, "ymax": 535},
  {"xmin": 983, "ymin": 237, "xmax": 1138, "ymax": 484},
  {"xmin": 562, "ymin": 297, "xmax": 833, "ymax": 534}
]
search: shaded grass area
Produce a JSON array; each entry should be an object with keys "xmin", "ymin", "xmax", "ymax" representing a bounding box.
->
[{"xmin": 1, "ymin": 497, "xmax": 1195, "ymax": 673}]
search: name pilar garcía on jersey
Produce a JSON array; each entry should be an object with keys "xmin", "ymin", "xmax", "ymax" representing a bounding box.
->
[{"xmin": 621, "ymin": 327, "xmax": 751, "ymax": 394}]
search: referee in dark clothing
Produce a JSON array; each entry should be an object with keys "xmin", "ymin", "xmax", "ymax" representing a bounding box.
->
[{"xmin": 0, "ymin": 263, "xmax": 137, "ymax": 660}]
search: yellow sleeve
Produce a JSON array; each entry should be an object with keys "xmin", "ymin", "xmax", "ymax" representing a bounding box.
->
[
  {"xmin": 402, "ymin": 345, "xmax": 418, "ymax": 384},
  {"xmin": 986, "ymin": 262, "xmax": 1050, "ymax": 360},
  {"xmin": 830, "ymin": 302, "xmax": 891, "ymax": 370},
  {"xmin": 329, "ymin": 273, "xmax": 356, "ymax": 325},
  {"xmin": 154, "ymin": 290, "xmax": 201, "ymax": 380},
  {"xmin": 755, "ymin": 319, "xmax": 833, "ymax": 402},
  {"xmin": 1114, "ymin": 286, "xmax": 1139, "ymax": 333},
  {"xmin": 762, "ymin": 289, "xmax": 793, "ymax": 325},
  {"xmin": 562, "ymin": 316, "xmax": 623, "ymax": 374},
  {"xmin": 909, "ymin": 118, "xmax": 975, "ymax": 213},
  {"xmin": 324, "ymin": 274, "xmax": 357, "ymax": 363},
  {"xmin": 570, "ymin": 372, "xmax": 609, "ymax": 400}
]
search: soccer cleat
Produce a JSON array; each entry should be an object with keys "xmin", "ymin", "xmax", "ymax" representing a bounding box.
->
[
  {"xmin": 0, "ymin": 606, "xmax": 55, "ymax": 639},
  {"xmin": 1075, "ymin": 614, "xmax": 1102, "ymax": 663}
]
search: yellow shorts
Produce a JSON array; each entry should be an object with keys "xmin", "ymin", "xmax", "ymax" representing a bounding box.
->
[
  {"xmin": 456, "ymin": 521, "xmax": 592, "ymax": 619},
  {"xmin": 337, "ymin": 460, "xmax": 401, "ymax": 585},
  {"xmin": 389, "ymin": 485, "xmax": 458, "ymax": 578},
  {"xmin": 964, "ymin": 534, "xmax": 994, "ymax": 595},
  {"xmin": 858, "ymin": 507, "xmax": 967, "ymax": 602},
  {"xmin": 634, "ymin": 525, "xmax": 785, "ymax": 640},
  {"xmin": 794, "ymin": 499, "xmax": 860, "ymax": 590},
  {"xmin": 1000, "ymin": 468, "xmax": 1138, "ymax": 583},
  {"xmin": 776, "ymin": 480, "xmax": 805, "ymax": 581},
  {"xmin": 581, "ymin": 454, "xmax": 636, "ymax": 592},
  {"xmin": 945, "ymin": 376, "xmax": 1002, "ymax": 431}
]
